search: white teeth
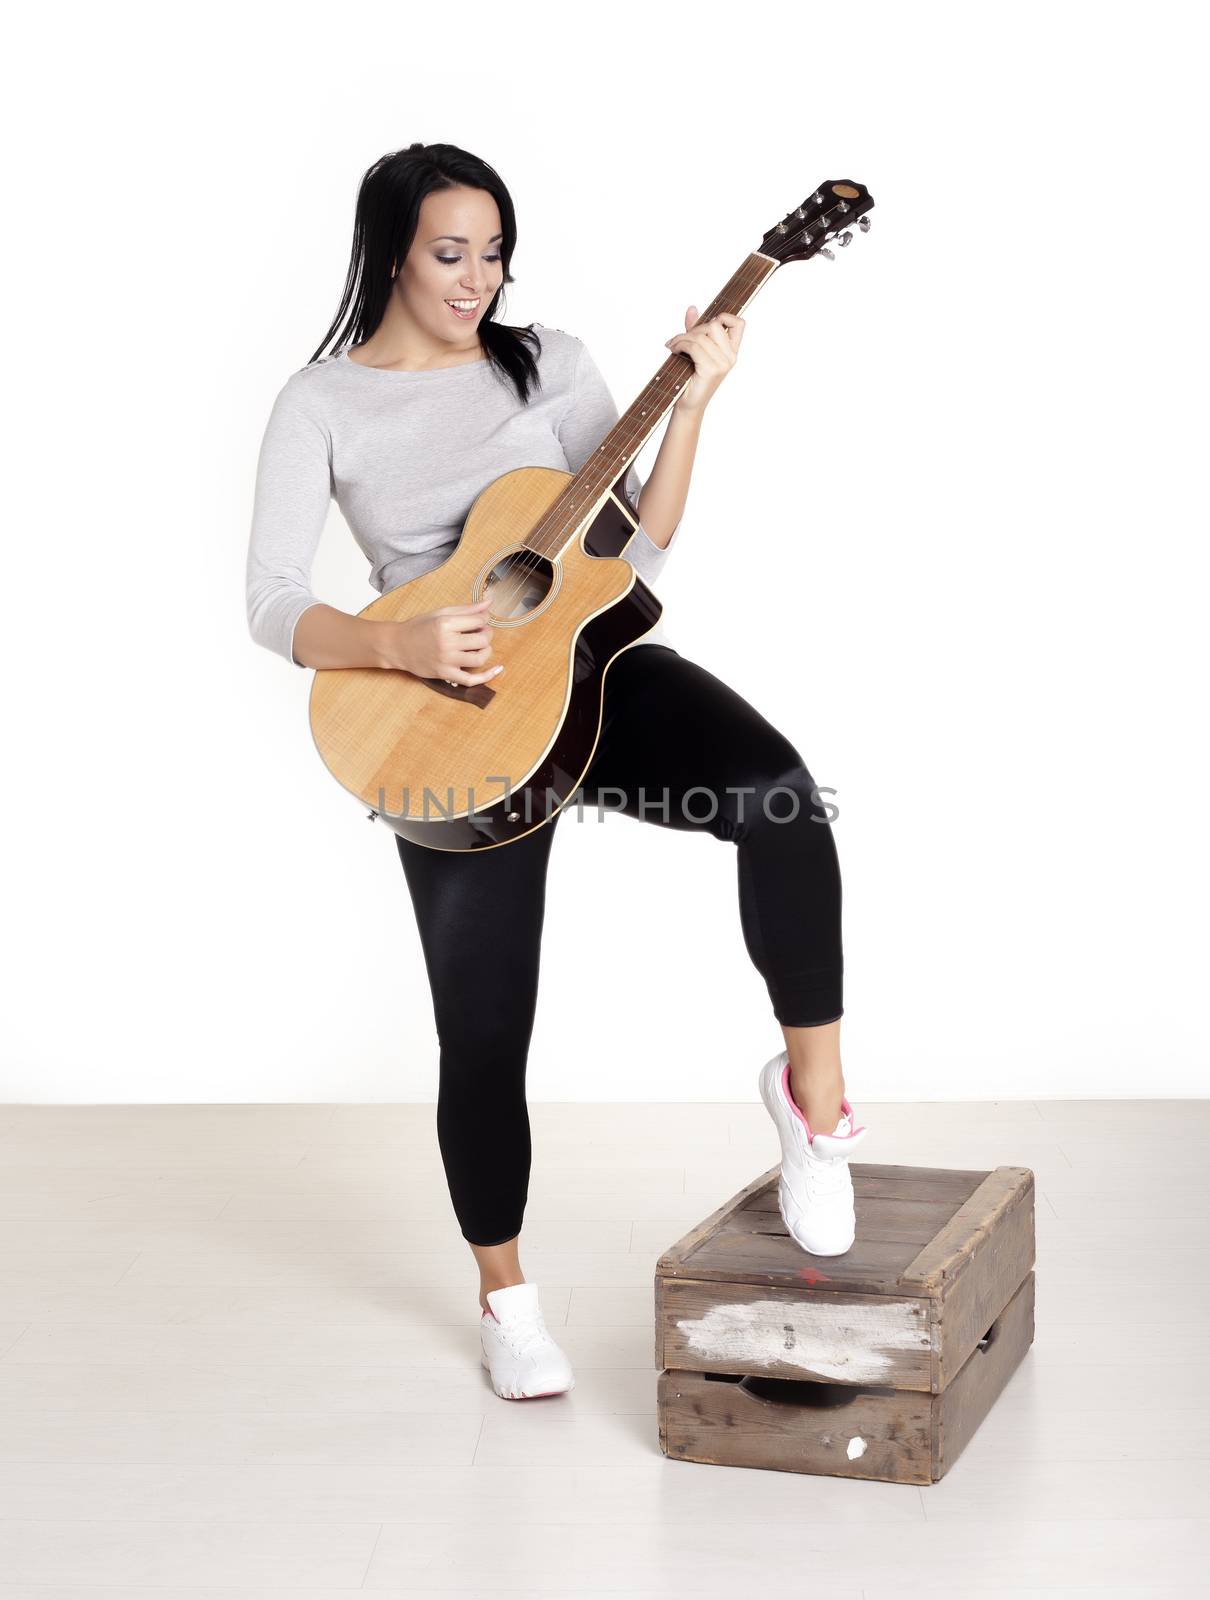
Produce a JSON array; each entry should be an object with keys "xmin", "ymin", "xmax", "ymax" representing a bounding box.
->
[{"xmin": 447, "ymin": 299, "xmax": 479, "ymax": 310}]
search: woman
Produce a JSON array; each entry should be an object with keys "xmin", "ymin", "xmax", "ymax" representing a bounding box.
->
[{"xmin": 246, "ymin": 142, "xmax": 869, "ymax": 1402}]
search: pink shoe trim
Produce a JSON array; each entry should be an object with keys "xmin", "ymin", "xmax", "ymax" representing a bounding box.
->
[{"xmin": 780, "ymin": 1064, "xmax": 866, "ymax": 1141}]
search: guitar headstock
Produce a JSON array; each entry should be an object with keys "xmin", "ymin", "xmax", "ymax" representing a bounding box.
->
[{"xmin": 759, "ymin": 180, "xmax": 874, "ymax": 264}]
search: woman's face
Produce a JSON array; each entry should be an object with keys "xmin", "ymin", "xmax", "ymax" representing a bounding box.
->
[{"xmin": 397, "ymin": 185, "xmax": 505, "ymax": 345}]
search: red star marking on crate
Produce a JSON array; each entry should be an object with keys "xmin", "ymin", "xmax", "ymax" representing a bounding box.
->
[{"xmin": 798, "ymin": 1266, "xmax": 833, "ymax": 1286}]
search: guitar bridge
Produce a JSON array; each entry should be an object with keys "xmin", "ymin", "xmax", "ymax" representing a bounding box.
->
[{"xmin": 419, "ymin": 676, "xmax": 498, "ymax": 710}]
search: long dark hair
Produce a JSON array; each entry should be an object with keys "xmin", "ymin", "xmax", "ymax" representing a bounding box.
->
[{"xmin": 308, "ymin": 142, "xmax": 542, "ymax": 403}]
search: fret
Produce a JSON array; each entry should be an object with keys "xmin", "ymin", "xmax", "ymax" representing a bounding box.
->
[{"xmin": 525, "ymin": 252, "xmax": 781, "ymax": 558}]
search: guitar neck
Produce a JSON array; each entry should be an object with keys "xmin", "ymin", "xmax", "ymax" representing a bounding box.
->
[{"xmin": 527, "ymin": 250, "xmax": 781, "ymax": 558}]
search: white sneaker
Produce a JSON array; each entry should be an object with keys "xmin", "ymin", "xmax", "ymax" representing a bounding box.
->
[
  {"xmin": 479, "ymin": 1282, "xmax": 576, "ymax": 1400},
  {"xmin": 758, "ymin": 1048, "xmax": 869, "ymax": 1256}
]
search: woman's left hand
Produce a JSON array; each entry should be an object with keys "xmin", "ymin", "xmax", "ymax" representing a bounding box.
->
[{"xmin": 664, "ymin": 307, "xmax": 745, "ymax": 415}]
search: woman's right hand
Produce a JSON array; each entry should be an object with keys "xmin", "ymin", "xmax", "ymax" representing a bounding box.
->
[{"xmin": 384, "ymin": 597, "xmax": 504, "ymax": 684}]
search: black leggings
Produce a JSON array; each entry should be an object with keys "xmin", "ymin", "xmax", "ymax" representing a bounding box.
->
[{"xmin": 395, "ymin": 643, "xmax": 843, "ymax": 1246}]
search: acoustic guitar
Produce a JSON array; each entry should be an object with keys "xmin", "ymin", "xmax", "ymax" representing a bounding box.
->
[{"xmin": 309, "ymin": 179, "xmax": 874, "ymax": 851}]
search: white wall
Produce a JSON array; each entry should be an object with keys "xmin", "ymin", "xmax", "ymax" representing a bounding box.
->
[{"xmin": 4, "ymin": 0, "xmax": 1205, "ymax": 1104}]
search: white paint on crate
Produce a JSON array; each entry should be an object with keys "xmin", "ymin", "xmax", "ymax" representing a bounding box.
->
[
  {"xmin": 847, "ymin": 1435, "xmax": 867, "ymax": 1459},
  {"xmin": 674, "ymin": 1297, "xmax": 926, "ymax": 1382}
]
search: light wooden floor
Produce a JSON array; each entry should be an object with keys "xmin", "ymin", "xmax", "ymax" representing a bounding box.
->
[{"xmin": 0, "ymin": 1097, "xmax": 1206, "ymax": 1596}]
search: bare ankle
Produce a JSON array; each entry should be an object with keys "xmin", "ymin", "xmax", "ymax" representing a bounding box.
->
[
  {"xmin": 479, "ymin": 1273, "xmax": 526, "ymax": 1314},
  {"xmin": 789, "ymin": 1069, "xmax": 845, "ymax": 1133}
]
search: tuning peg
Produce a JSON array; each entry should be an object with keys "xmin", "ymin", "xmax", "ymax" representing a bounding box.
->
[
  {"xmin": 858, "ymin": 216, "xmax": 871, "ymax": 232},
  {"xmin": 818, "ymin": 246, "xmax": 835, "ymax": 261},
  {"xmin": 836, "ymin": 230, "xmax": 853, "ymax": 247}
]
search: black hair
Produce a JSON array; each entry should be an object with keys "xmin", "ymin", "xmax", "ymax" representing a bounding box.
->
[{"xmin": 308, "ymin": 142, "xmax": 542, "ymax": 403}]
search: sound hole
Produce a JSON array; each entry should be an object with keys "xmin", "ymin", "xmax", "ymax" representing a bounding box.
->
[{"xmin": 483, "ymin": 550, "xmax": 555, "ymax": 620}]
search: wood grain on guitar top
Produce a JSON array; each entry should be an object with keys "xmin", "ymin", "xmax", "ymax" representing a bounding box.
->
[{"xmin": 308, "ymin": 465, "xmax": 654, "ymax": 825}]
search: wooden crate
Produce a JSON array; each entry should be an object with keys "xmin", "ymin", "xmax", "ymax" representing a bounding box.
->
[{"xmin": 655, "ymin": 1162, "xmax": 1035, "ymax": 1484}]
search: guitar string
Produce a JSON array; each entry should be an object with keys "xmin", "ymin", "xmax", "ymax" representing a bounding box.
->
[
  {"xmin": 514, "ymin": 199, "xmax": 851, "ymax": 571},
  {"xmin": 464, "ymin": 205, "xmax": 845, "ymax": 637},
  {"xmin": 462, "ymin": 254, "xmax": 771, "ymax": 629},
  {"xmin": 468, "ymin": 254, "xmax": 770, "ymax": 622},
  {"xmin": 481, "ymin": 254, "xmax": 769, "ymax": 612},
  {"xmin": 482, "ymin": 220, "xmax": 829, "ymax": 606},
  {"xmin": 490, "ymin": 196, "xmax": 854, "ymax": 601},
  {"xmin": 453, "ymin": 198, "xmax": 854, "ymax": 658},
  {"xmin": 526, "ymin": 252, "xmax": 770, "ymax": 552}
]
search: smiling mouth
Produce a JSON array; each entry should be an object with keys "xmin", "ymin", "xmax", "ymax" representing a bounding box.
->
[{"xmin": 445, "ymin": 298, "xmax": 481, "ymax": 318}]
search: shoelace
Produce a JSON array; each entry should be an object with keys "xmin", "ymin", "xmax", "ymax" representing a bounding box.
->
[
  {"xmin": 799, "ymin": 1150, "xmax": 851, "ymax": 1197},
  {"xmin": 491, "ymin": 1312, "xmax": 552, "ymax": 1359}
]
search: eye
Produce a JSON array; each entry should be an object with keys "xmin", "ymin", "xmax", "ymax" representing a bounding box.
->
[{"xmin": 436, "ymin": 253, "xmax": 502, "ymax": 265}]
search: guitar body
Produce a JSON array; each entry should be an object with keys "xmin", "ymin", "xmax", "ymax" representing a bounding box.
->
[{"xmin": 308, "ymin": 465, "xmax": 664, "ymax": 852}]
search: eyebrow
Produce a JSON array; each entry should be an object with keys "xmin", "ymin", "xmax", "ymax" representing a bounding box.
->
[{"xmin": 426, "ymin": 233, "xmax": 504, "ymax": 244}]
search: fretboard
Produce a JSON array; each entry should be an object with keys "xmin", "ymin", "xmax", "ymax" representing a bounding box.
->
[{"xmin": 525, "ymin": 250, "xmax": 781, "ymax": 558}]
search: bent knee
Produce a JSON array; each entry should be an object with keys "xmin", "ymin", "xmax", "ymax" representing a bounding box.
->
[{"xmin": 727, "ymin": 748, "xmax": 833, "ymax": 837}]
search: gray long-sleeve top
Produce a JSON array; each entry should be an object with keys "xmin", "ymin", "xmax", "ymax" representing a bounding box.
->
[{"xmin": 246, "ymin": 322, "xmax": 682, "ymax": 665}]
